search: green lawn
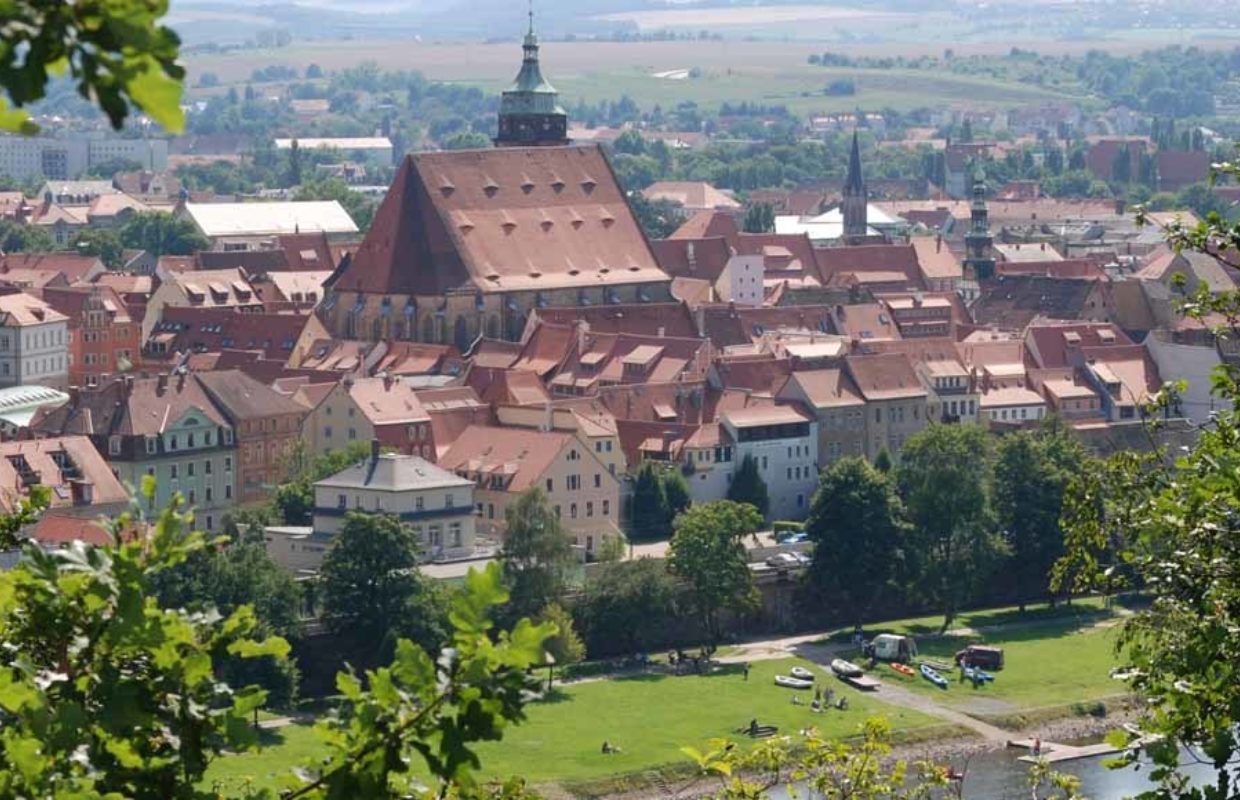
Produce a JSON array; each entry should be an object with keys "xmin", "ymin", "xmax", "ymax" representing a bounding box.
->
[
  {"xmin": 204, "ymin": 657, "xmax": 944, "ymax": 793},
  {"xmin": 840, "ymin": 600, "xmax": 1129, "ymax": 713}
]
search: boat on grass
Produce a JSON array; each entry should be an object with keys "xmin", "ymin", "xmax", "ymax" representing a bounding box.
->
[
  {"xmin": 962, "ymin": 665, "xmax": 995, "ymax": 682},
  {"xmin": 830, "ymin": 658, "xmax": 863, "ymax": 677},
  {"xmin": 789, "ymin": 666, "xmax": 815, "ymax": 681},
  {"xmin": 920, "ymin": 663, "xmax": 949, "ymax": 689},
  {"xmin": 775, "ymin": 674, "xmax": 814, "ymax": 689},
  {"xmin": 890, "ymin": 662, "xmax": 916, "ymax": 678}
]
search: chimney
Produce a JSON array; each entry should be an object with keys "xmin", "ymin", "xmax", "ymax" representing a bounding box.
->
[
  {"xmin": 540, "ymin": 400, "xmax": 553, "ymax": 432},
  {"xmin": 382, "ymin": 371, "xmax": 394, "ymax": 390},
  {"xmin": 728, "ymin": 301, "xmax": 736, "ymax": 318},
  {"xmin": 694, "ymin": 304, "xmax": 705, "ymax": 337},
  {"xmin": 577, "ymin": 321, "xmax": 587, "ymax": 356},
  {"xmin": 370, "ymin": 438, "xmax": 380, "ymax": 463},
  {"xmin": 156, "ymin": 373, "xmax": 168, "ymax": 394},
  {"xmin": 936, "ymin": 235, "xmax": 942, "ymax": 253},
  {"xmin": 69, "ymin": 479, "xmax": 93, "ymax": 507},
  {"xmin": 1040, "ymin": 242, "xmax": 1046, "ymax": 251},
  {"xmin": 687, "ymin": 241, "xmax": 697, "ymax": 271}
]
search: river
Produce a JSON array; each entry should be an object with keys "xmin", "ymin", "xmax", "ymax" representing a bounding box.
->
[{"xmin": 767, "ymin": 745, "xmax": 1224, "ymax": 799}]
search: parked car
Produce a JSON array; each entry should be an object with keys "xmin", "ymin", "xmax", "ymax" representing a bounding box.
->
[
  {"xmin": 778, "ymin": 532, "xmax": 809, "ymax": 545},
  {"xmin": 955, "ymin": 644, "xmax": 1004, "ymax": 670},
  {"xmin": 765, "ymin": 552, "xmax": 800, "ymax": 569},
  {"xmin": 791, "ymin": 552, "xmax": 811, "ymax": 567},
  {"xmin": 869, "ymin": 634, "xmax": 918, "ymax": 662}
]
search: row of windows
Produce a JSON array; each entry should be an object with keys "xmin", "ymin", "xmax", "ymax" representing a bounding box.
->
[
  {"xmin": 989, "ymin": 406, "xmax": 1045, "ymax": 421},
  {"xmin": 411, "ymin": 522, "xmax": 464, "ymax": 550},
  {"xmin": 551, "ymin": 500, "xmax": 610, "ymax": 520},
  {"xmin": 336, "ymin": 492, "xmax": 455, "ymax": 510},
  {"xmin": 547, "ymin": 473, "xmax": 601, "ymax": 493},
  {"xmin": 785, "ymin": 465, "xmax": 813, "ymax": 481},
  {"xmin": 149, "ymin": 457, "xmax": 233, "ymax": 478},
  {"xmin": 0, "ymin": 355, "xmax": 65, "ymax": 376},
  {"xmin": 0, "ymin": 328, "xmax": 66, "ymax": 351}
]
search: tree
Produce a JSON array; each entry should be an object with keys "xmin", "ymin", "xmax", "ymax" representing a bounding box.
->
[
  {"xmin": 663, "ymin": 469, "xmax": 692, "ymax": 520},
  {"xmin": 295, "ymin": 176, "xmax": 376, "ymax": 232},
  {"xmin": 150, "ymin": 530, "xmax": 304, "ymax": 707},
  {"xmin": 629, "ymin": 192, "xmax": 684, "ymax": 238},
  {"xmin": 0, "ymin": 481, "xmax": 289, "ymax": 798},
  {"xmin": 897, "ymin": 425, "xmax": 1003, "ymax": 632},
  {"xmin": 804, "ymin": 457, "xmax": 907, "ymax": 624},
  {"xmin": 727, "ymin": 453, "xmax": 770, "ymax": 519},
  {"xmin": 321, "ymin": 512, "xmax": 448, "ymax": 666},
  {"xmin": 536, "ymin": 602, "xmax": 584, "ymax": 685},
  {"xmin": 629, "ymin": 461, "xmax": 669, "ymax": 539},
  {"xmin": 742, "ymin": 202, "xmax": 775, "ymax": 233},
  {"xmin": 576, "ymin": 557, "xmax": 687, "ymax": 656},
  {"xmin": 288, "ymin": 137, "xmax": 303, "ymax": 186},
  {"xmin": 0, "ymin": 1, "xmax": 185, "ymax": 133},
  {"xmin": 119, "ymin": 211, "xmax": 209, "ymax": 258},
  {"xmin": 873, "ymin": 447, "xmax": 893, "ymax": 473},
  {"xmin": 993, "ymin": 420, "xmax": 1084, "ymax": 610},
  {"xmin": 667, "ymin": 500, "xmax": 762, "ymax": 644},
  {"xmin": 306, "ymin": 63, "xmax": 324, "ymax": 79},
  {"xmin": 0, "ymin": 218, "xmax": 53, "ymax": 253},
  {"xmin": 70, "ymin": 227, "xmax": 124, "ymax": 268},
  {"xmin": 499, "ymin": 488, "xmax": 574, "ymax": 623},
  {"xmin": 441, "ymin": 131, "xmax": 493, "ymax": 150}
]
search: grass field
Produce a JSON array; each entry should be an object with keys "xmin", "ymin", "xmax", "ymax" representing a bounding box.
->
[
  {"xmin": 204, "ymin": 657, "xmax": 944, "ymax": 794},
  {"xmin": 837, "ymin": 599, "xmax": 1128, "ymax": 714},
  {"xmin": 203, "ymin": 599, "xmax": 1133, "ymax": 793}
]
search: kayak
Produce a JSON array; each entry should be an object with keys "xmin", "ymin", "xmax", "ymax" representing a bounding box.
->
[
  {"xmin": 830, "ymin": 658, "xmax": 863, "ymax": 677},
  {"xmin": 920, "ymin": 664, "xmax": 949, "ymax": 689},
  {"xmin": 963, "ymin": 665, "xmax": 995, "ymax": 682},
  {"xmin": 890, "ymin": 662, "xmax": 916, "ymax": 677},
  {"xmin": 775, "ymin": 675, "xmax": 814, "ymax": 689},
  {"xmin": 920, "ymin": 659, "xmax": 955, "ymax": 672},
  {"xmin": 789, "ymin": 666, "xmax": 815, "ymax": 681}
]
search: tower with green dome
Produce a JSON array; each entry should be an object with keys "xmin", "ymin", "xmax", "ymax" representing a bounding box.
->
[{"xmin": 495, "ymin": 8, "xmax": 569, "ymax": 148}]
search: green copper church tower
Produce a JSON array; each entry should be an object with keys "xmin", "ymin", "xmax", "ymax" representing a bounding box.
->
[
  {"xmin": 495, "ymin": 9, "xmax": 570, "ymax": 147},
  {"xmin": 963, "ymin": 170, "xmax": 995, "ymax": 281}
]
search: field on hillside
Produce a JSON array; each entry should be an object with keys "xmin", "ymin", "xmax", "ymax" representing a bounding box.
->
[{"xmin": 185, "ymin": 40, "xmax": 1094, "ymax": 115}]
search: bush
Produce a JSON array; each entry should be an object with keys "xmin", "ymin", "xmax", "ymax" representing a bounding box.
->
[{"xmin": 773, "ymin": 520, "xmax": 806, "ymax": 536}]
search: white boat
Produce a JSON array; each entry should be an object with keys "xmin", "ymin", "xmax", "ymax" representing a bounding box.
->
[
  {"xmin": 830, "ymin": 658, "xmax": 863, "ymax": 677},
  {"xmin": 789, "ymin": 666, "xmax": 815, "ymax": 681},
  {"xmin": 774, "ymin": 674, "xmax": 814, "ymax": 689}
]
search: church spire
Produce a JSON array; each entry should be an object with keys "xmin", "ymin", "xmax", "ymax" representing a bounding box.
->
[
  {"xmin": 842, "ymin": 130, "xmax": 868, "ymax": 242},
  {"xmin": 496, "ymin": 3, "xmax": 570, "ymax": 148},
  {"xmin": 963, "ymin": 169, "xmax": 995, "ymax": 281}
]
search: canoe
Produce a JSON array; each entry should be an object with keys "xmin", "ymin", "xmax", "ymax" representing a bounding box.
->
[
  {"xmin": 921, "ymin": 659, "xmax": 955, "ymax": 672},
  {"xmin": 890, "ymin": 662, "xmax": 916, "ymax": 677},
  {"xmin": 830, "ymin": 658, "xmax": 863, "ymax": 678},
  {"xmin": 789, "ymin": 666, "xmax": 815, "ymax": 681},
  {"xmin": 963, "ymin": 665, "xmax": 995, "ymax": 682},
  {"xmin": 774, "ymin": 675, "xmax": 814, "ymax": 689},
  {"xmin": 920, "ymin": 664, "xmax": 949, "ymax": 689}
]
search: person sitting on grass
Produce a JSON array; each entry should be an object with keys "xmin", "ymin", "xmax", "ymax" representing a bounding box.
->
[
  {"xmin": 602, "ymin": 740, "xmax": 621, "ymax": 754},
  {"xmin": 748, "ymin": 718, "xmax": 759, "ymax": 736}
]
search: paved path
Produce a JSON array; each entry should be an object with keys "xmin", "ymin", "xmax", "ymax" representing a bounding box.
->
[{"xmin": 867, "ymin": 678, "xmax": 1011, "ymax": 743}]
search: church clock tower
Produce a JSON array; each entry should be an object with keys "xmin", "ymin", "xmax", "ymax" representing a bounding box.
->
[
  {"xmin": 963, "ymin": 171, "xmax": 995, "ymax": 282},
  {"xmin": 495, "ymin": 9, "xmax": 570, "ymax": 148}
]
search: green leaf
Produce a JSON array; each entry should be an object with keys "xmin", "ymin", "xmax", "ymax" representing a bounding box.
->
[
  {"xmin": 228, "ymin": 635, "xmax": 291, "ymax": 660},
  {"xmin": 336, "ymin": 670, "xmax": 363, "ymax": 701},
  {"xmin": 3, "ymin": 734, "xmax": 47, "ymax": 783},
  {"xmin": 0, "ymin": 673, "xmax": 41, "ymax": 714},
  {"xmin": 125, "ymin": 55, "xmax": 185, "ymax": 133}
]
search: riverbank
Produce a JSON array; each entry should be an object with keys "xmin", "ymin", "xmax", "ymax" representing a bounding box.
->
[{"xmin": 569, "ymin": 701, "xmax": 1140, "ymax": 800}]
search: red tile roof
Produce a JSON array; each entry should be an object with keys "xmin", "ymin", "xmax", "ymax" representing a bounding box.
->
[
  {"xmin": 0, "ymin": 252, "xmax": 103, "ymax": 283},
  {"xmin": 1025, "ymin": 322, "xmax": 1132, "ymax": 369},
  {"xmin": 669, "ymin": 210, "xmax": 740, "ymax": 241},
  {"xmin": 815, "ymin": 244, "xmax": 924, "ymax": 289},
  {"xmin": 845, "ymin": 352, "xmax": 927, "ymax": 400},
  {"xmin": 650, "ymin": 236, "xmax": 733, "ymax": 282},
  {"xmin": 147, "ymin": 307, "xmax": 313, "ymax": 362},
  {"xmin": 0, "ymin": 436, "xmax": 128, "ymax": 514},
  {"xmin": 698, "ymin": 304, "xmax": 835, "ymax": 348},
  {"xmin": 529, "ymin": 302, "xmax": 698, "ymax": 339},
  {"xmin": 332, "ymin": 146, "xmax": 667, "ymax": 295},
  {"xmin": 438, "ymin": 425, "xmax": 572, "ymax": 492}
]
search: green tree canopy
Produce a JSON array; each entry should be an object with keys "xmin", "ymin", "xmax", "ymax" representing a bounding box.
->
[
  {"xmin": 0, "ymin": 0, "xmax": 186, "ymax": 133},
  {"xmin": 667, "ymin": 500, "xmax": 762, "ymax": 644},
  {"xmin": 119, "ymin": 211, "xmax": 209, "ymax": 258},
  {"xmin": 993, "ymin": 419, "xmax": 1085, "ymax": 610},
  {"xmin": 499, "ymin": 488, "xmax": 575, "ymax": 624},
  {"xmin": 320, "ymin": 512, "xmax": 448, "ymax": 666},
  {"xmin": 0, "ymin": 218, "xmax": 53, "ymax": 253},
  {"xmin": 804, "ymin": 456, "xmax": 908, "ymax": 624},
  {"xmin": 727, "ymin": 453, "xmax": 770, "ymax": 519},
  {"xmin": 576, "ymin": 557, "xmax": 688, "ymax": 657},
  {"xmin": 70, "ymin": 227, "xmax": 125, "ymax": 268},
  {"xmin": 897, "ymin": 424, "xmax": 1003, "ymax": 632}
]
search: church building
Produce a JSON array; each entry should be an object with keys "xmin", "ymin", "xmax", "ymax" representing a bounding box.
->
[{"xmin": 321, "ymin": 23, "xmax": 673, "ymax": 350}]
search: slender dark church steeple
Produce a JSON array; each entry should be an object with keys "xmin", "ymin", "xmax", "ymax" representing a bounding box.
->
[
  {"xmin": 842, "ymin": 130, "xmax": 868, "ymax": 242},
  {"xmin": 495, "ymin": 3, "xmax": 570, "ymax": 148}
]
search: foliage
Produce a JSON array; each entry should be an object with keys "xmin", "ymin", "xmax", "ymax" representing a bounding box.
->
[
  {"xmin": 575, "ymin": 557, "xmax": 688, "ymax": 657},
  {"xmin": 441, "ymin": 131, "xmax": 493, "ymax": 150},
  {"xmin": 320, "ymin": 513, "xmax": 449, "ymax": 667},
  {"xmin": 536, "ymin": 602, "xmax": 585, "ymax": 673},
  {"xmin": 0, "ymin": 0, "xmax": 185, "ymax": 133},
  {"xmin": 684, "ymin": 717, "xmax": 948, "ymax": 800},
  {"xmin": 0, "ymin": 218, "xmax": 53, "ymax": 253},
  {"xmin": 294, "ymin": 177, "xmax": 377, "ymax": 232},
  {"xmin": 993, "ymin": 419, "xmax": 1085, "ymax": 610},
  {"xmin": 804, "ymin": 457, "xmax": 908, "ymax": 623},
  {"xmin": 288, "ymin": 563, "xmax": 554, "ymax": 800},
  {"xmin": 667, "ymin": 501, "xmax": 762, "ymax": 644},
  {"xmin": 499, "ymin": 488, "xmax": 574, "ymax": 624},
  {"xmin": 629, "ymin": 192, "xmax": 684, "ymax": 238},
  {"xmin": 0, "ymin": 480, "xmax": 288, "ymax": 798},
  {"xmin": 273, "ymin": 441, "xmax": 372, "ymax": 525},
  {"xmin": 897, "ymin": 424, "xmax": 1004, "ymax": 632},
  {"xmin": 70, "ymin": 227, "xmax": 125, "ymax": 268},
  {"xmin": 726, "ymin": 453, "xmax": 770, "ymax": 519},
  {"xmin": 629, "ymin": 462, "xmax": 691, "ymax": 539},
  {"xmin": 150, "ymin": 529, "xmax": 303, "ymax": 706},
  {"xmin": 873, "ymin": 448, "xmax": 894, "ymax": 473},
  {"xmin": 119, "ymin": 211, "xmax": 210, "ymax": 258},
  {"xmin": 742, "ymin": 202, "xmax": 775, "ymax": 233}
]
